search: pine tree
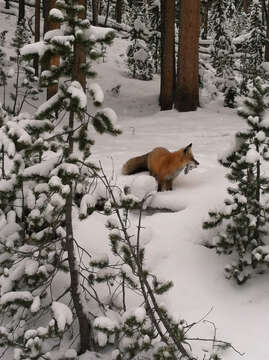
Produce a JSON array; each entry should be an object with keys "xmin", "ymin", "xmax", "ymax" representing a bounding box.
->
[
  {"xmin": 247, "ymin": 0, "xmax": 266, "ymax": 80},
  {"xmin": 210, "ymin": 0, "xmax": 237, "ymax": 107},
  {"xmin": 203, "ymin": 78, "xmax": 269, "ymax": 284},
  {"xmin": 148, "ymin": 0, "xmax": 161, "ymax": 75},
  {"xmin": 4, "ymin": 20, "xmax": 40, "ymax": 115},
  {"xmin": 0, "ymin": 0, "xmax": 121, "ymax": 356},
  {"xmin": 126, "ymin": 5, "xmax": 154, "ymax": 81}
]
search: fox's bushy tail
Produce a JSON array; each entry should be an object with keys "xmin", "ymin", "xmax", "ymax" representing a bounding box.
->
[{"xmin": 122, "ymin": 153, "xmax": 149, "ymax": 175}]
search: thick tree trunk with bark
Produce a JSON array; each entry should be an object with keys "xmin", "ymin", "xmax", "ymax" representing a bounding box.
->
[
  {"xmin": 115, "ymin": 0, "xmax": 124, "ymax": 23},
  {"xmin": 92, "ymin": 0, "xmax": 99, "ymax": 25},
  {"xmin": 47, "ymin": 0, "xmax": 60, "ymax": 100},
  {"xmin": 18, "ymin": 0, "xmax": 25, "ymax": 23},
  {"xmin": 34, "ymin": 0, "xmax": 41, "ymax": 76},
  {"xmin": 159, "ymin": 0, "xmax": 175, "ymax": 111},
  {"xmin": 175, "ymin": 0, "xmax": 200, "ymax": 112}
]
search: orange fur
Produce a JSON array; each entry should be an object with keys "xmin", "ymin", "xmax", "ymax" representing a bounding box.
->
[{"xmin": 122, "ymin": 144, "xmax": 199, "ymax": 191}]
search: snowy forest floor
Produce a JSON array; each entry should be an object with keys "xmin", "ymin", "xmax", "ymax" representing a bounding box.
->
[
  {"xmin": 1, "ymin": 9, "xmax": 269, "ymax": 360},
  {"xmin": 77, "ymin": 37, "xmax": 269, "ymax": 359}
]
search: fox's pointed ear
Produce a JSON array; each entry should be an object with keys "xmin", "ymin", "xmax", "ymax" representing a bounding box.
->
[{"xmin": 184, "ymin": 143, "xmax": 192, "ymax": 153}]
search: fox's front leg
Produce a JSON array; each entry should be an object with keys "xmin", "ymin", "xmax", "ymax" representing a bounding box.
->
[{"xmin": 164, "ymin": 179, "xmax": 173, "ymax": 191}]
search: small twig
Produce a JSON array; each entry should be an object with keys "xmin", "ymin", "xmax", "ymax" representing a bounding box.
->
[{"xmin": 185, "ymin": 337, "xmax": 245, "ymax": 356}]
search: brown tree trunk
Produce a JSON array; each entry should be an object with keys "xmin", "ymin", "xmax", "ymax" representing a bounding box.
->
[
  {"xmin": 92, "ymin": 0, "xmax": 99, "ymax": 25},
  {"xmin": 34, "ymin": 0, "xmax": 41, "ymax": 76},
  {"xmin": 243, "ymin": 0, "xmax": 249, "ymax": 12},
  {"xmin": 175, "ymin": 0, "xmax": 200, "ymax": 112},
  {"xmin": 47, "ymin": 0, "xmax": 60, "ymax": 100},
  {"xmin": 159, "ymin": 0, "xmax": 175, "ymax": 111},
  {"xmin": 115, "ymin": 0, "xmax": 124, "ymax": 23},
  {"xmin": 66, "ymin": 2, "xmax": 94, "ymax": 352},
  {"xmin": 74, "ymin": 0, "xmax": 87, "ymax": 90},
  {"xmin": 261, "ymin": 0, "xmax": 269, "ymax": 61},
  {"xmin": 43, "ymin": 0, "xmax": 49, "ymax": 35},
  {"xmin": 201, "ymin": 0, "xmax": 210, "ymax": 40},
  {"xmin": 18, "ymin": 0, "xmax": 25, "ymax": 23}
]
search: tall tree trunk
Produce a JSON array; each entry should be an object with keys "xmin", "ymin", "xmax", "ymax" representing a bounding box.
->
[
  {"xmin": 175, "ymin": 0, "xmax": 200, "ymax": 112},
  {"xmin": 18, "ymin": 0, "xmax": 25, "ymax": 23},
  {"xmin": 115, "ymin": 0, "xmax": 124, "ymax": 23},
  {"xmin": 74, "ymin": 0, "xmax": 87, "ymax": 90},
  {"xmin": 243, "ymin": 0, "xmax": 249, "ymax": 12},
  {"xmin": 104, "ymin": 0, "xmax": 111, "ymax": 25},
  {"xmin": 92, "ymin": 0, "xmax": 99, "ymax": 25},
  {"xmin": 43, "ymin": 0, "xmax": 49, "ymax": 36},
  {"xmin": 34, "ymin": 0, "xmax": 41, "ymax": 76},
  {"xmin": 66, "ymin": 2, "xmax": 92, "ymax": 351},
  {"xmin": 159, "ymin": 0, "xmax": 175, "ymax": 111},
  {"xmin": 47, "ymin": 0, "xmax": 60, "ymax": 100},
  {"xmin": 201, "ymin": 0, "xmax": 210, "ymax": 40},
  {"xmin": 261, "ymin": 0, "xmax": 269, "ymax": 61}
]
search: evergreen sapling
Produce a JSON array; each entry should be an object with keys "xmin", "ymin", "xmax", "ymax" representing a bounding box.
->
[{"xmin": 203, "ymin": 78, "xmax": 269, "ymax": 284}]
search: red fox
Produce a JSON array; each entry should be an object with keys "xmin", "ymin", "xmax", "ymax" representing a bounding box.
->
[{"xmin": 122, "ymin": 143, "xmax": 199, "ymax": 191}]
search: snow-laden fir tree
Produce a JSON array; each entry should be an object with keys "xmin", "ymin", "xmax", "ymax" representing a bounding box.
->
[
  {"xmin": 239, "ymin": 0, "xmax": 266, "ymax": 94},
  {"xmin": 0, "ymin": 0, "xmax": 121, "ymax": 357},
  {"xmin": 246, "ymin": 0, "xmax": 265, "ymax": 81},
  {"xmin": 203, "ymin": 78, "xmax": 269, "ymax": 284},
  {"xmin": 148, "ymin": 0, "xmax": 161, "ymax": 74},
  {"xmin": 126, "ymin": 4, "xmax": 154, "ymax": 81},
  {"xmin": 86, "ymin": 180, "xmax": 199, "ymax": 360},
  {"xmin": 210, "ymin": 0, "xmax": 237, "ymax": 107},
  {"xmin": 1, "ymin": 20, "xmax": 39, "ymax": 115}
]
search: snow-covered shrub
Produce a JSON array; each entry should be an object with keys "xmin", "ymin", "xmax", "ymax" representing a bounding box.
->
[{"xmin": 203, "ymin": 78, "xmax": 269, "ymax": 284}]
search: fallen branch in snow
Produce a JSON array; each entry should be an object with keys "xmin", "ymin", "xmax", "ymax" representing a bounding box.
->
[{"xmin": 185, "ymin": 337, "xmax": 245, "ymax": 357}]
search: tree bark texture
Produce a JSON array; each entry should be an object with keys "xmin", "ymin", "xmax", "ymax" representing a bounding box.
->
[
  {"xmin": 261, "ymin": 0, "xmax": 269, "ymax": 61},
  {"xmin": 159, "ymin": 0, "xmax": 175, "ymax": 111},
  {"xmin": 73, "ymin": 0, "xmax": 87, "ymax": 90},
  {"xmin": 34, "ymin": 0, "xmax": 41, "ymax": 76},
  {"xmin": 92, "ymin": 0, "xmax": 99, "ymax": 25},
  {"xmin": 175, "ymin": 0, "xmax": 200, "ymax": 112},
  {"xmin": 47, "ymin": 0, "xmax": 60, "ymax": 100},
  {"xmin": 18, "ymin": 0, "xmax": 25, "ymax": 23},
  {"xmin": 243, "ymin": 0, "xmax": 249, "ymax": 12},
  {"xmin": 115, "ymin": 0, "xmax": 124, "ymax": 23},
  {"xmin": 43, "ymin": 0, "xmax": 49, "ymax": 35},
  {"xmin": 201, "ymin": 0, "xmax": 210, "ymax": 40}
]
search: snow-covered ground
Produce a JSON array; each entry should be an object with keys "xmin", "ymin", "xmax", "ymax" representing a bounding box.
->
[
  {"xmin": 77, "ymin": 38, "xmax": 269, "ymax": 360},
  {"xmin": 1, "ymin": 8, "xmax": 269, "ymax": 360}
]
